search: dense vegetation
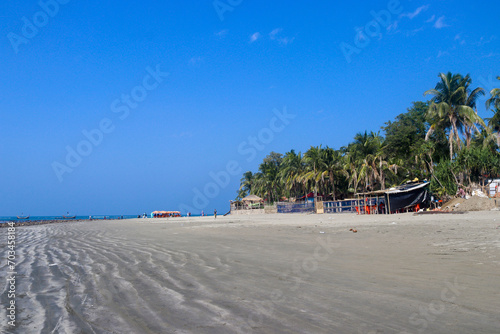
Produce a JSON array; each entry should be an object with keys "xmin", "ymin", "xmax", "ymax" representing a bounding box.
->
[{"xmin": 236, "ymin": 73, "xmax": 500, "ymax": 202}]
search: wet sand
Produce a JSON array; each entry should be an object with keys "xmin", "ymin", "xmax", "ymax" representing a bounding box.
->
[{"xmin": 1, "ymin": 212, "xmax": 499, "ymax": 333}]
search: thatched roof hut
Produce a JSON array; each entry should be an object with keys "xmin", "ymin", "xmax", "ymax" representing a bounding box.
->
[{"xmin": 241, "ymin": 194, "xmax": 263, "ymax": 202}]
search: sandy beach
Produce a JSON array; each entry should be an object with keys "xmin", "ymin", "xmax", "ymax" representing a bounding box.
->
[{"xmin": 1, "ymin": 212, "xmax": 499, "ymax": 333}]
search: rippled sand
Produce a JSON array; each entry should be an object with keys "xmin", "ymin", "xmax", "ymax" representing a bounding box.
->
[{"xmin": 1, "ymin": 212, "xmax": 499, "ymax": 333}]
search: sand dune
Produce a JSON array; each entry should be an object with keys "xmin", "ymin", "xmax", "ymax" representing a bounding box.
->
[{"xmin": 1, "ymin": 212, "xmax": 499, "ymax": 333}]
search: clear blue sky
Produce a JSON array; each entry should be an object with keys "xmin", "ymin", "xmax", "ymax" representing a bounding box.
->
[{"xmin": 1, "ymin": 0, "xmax": 499, "ymax": 215}]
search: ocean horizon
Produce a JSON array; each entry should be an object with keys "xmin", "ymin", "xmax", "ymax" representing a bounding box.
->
[{"xmin": 0, "ymin": 214, "xmax": 204, "ymax": 223}]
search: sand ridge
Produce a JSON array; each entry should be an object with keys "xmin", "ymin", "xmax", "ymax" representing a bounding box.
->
[{"xmin": 1, "ymin": 212, "xmax": 499, "ymax": 333}]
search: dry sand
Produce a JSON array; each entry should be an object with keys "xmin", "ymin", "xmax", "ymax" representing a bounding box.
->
[
  {"xmin": 1, "ymin": 212, "xmax": 499, "ymax": 333},
  {"xmin": 442, "ymin": 196, "xmax": 500, "ymax": 212}
]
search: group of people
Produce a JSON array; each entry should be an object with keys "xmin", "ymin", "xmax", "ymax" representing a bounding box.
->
[{"xmin": 199, "ymin": 210, "xmax": 217, "ymax": 218}]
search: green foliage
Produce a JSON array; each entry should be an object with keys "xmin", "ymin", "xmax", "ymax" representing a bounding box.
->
[
  {"xmin": 424, "ymin": 72, "xmax": 486, "ymax": 159},
  {"xmin": 430, "ymin": 160, "xmax": 457, "ymax": 196},
  {"xmin": 236, "ymin": 73, "xmax": 500, "ymax": 202},
  {"xmin": 455, "ymin": 146, "xmax": 500, "ymax": 182},
  {"xmin": 383, "ymin": 101, "xmax": 428, "ymax": 160}
]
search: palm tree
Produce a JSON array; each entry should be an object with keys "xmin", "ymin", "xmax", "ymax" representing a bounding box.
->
[
  {"xmin": 425, "ymin": 72, "xmax": 485, "ymax": 160},
  {"xmin": 357, "ymin": 154, "xmax": 377, "ymax": 192},
  {"xmin": 279, "ymin": 150, "xmax": 305, "ymax": 198},
  {"xmin": 462, "ymin": 77, "xmax": 486, "ymax": 148},
  {"xmin": 238, "ymin": 171, "xmax": 254, "ymax": 198},
  {"xmin": 303, "ymin": 146, "xmax": 326, "ymax": 200},
  {"xmin": 256, "ymin": 153, "xmax": 283, "ymax": 203},
  {"xmin": 342, "ymin": 132, "xmax": 381, "ymax": 193},
  {"xmin": 486, "ymin": 76, "xmax": 500, "ymax": 112},
  {"xmin": 321, "ymin": 147, "xmax": 343, "ymax": 200},
  {"xmin": 343, "ymin": 152, "xmax": 360, "ymax": 194},
  {"xmin": 251, "ymin": 172, "xmax": 266, "ymax": 199},
  {"xmin": 485, "ymin": 77, "xmax": 500, "ymax": 147},
  {"xmin": 476, "ymin": 124, "xmax": 500, "ymax": 149}
]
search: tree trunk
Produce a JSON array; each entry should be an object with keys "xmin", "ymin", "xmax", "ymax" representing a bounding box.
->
[
  {"xmin": 330, "ymin": 171, "xmax": 336, "ymax": 201},
  {"xmin": 465, "ymin": 125, "xmax": 471, "ymax": 149},
  {"xmin": 448, "ymin": 130, "xmax": 454, "ymax": 160},
  {"xmin": 449, "ymin": 115, "xmax": 457, "ymax": 160}
]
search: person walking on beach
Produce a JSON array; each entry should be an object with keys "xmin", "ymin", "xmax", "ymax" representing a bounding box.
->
[{"xmin": 214, "ymin": 209, "xmax": 217, "ymax": 219}]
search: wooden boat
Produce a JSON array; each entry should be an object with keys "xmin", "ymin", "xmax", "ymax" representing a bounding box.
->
[
  {"xmin": 152, "ymin": 211, "xmax": 181, "ymax": 218},
  {"xmin": 17, "ymin": 215, "xmax": 29, "ymax": 219},
  {"xmin": 63, "ymin": 215, "xmax": 76, "ymax": 219}
]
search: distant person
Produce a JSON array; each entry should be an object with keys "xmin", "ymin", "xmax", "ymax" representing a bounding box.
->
[
  {"xmin": 214, "ymin": 209, "xmax": 217, "ymax": 219},
  {"xmin": 201, "ymin": 210, "xmax": 204, "ymax": 216}
]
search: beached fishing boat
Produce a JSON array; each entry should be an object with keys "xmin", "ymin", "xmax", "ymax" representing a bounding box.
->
[
  {"xmin": 355, "ymin": 181, "xmax": 430, "ymax": 214},
  {"xmin": 151, "ymin": 211, "xmax": 181, "ymax": 218},
  {"xmin": 63, "ymin": 212, "xmax": 76, "ymax": 219}
]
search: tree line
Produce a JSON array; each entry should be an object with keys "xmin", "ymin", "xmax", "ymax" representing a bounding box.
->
[{"xmin": 237, "ymin": 73, "xmax": 500, "ymax": 202}]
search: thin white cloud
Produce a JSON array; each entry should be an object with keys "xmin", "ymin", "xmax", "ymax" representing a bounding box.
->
[
  {"xmin": 454, "ymin": 34, "xmax": 466, "ymax": 45},
  {"xmin": 267, "ymin": 28, "xmax": 295, "ymax": 45},
  {"xmin": 215, "ymin": 30, "xmax": 228, "ymax": 38},
  {"xmin": 481, "ymin": 52, "xmax": 499, "ymax": 59},
  {"xmin": 278, "ymin": 37, "xmax": 295, "ymax": 45},
  {"xmin": 475, "ymin": 35, "xmax": 496, "ymax": 46},
  {"xmin": 269, "ymin": 28, "xmax": 283, "ymax": 40},
  {"xmin": 401, "ymin": 5, "xmax": 429, "ymax": 19},
  {"xmin": 426, "ymin": 15, "xmax": 436, "ymax": 23},
  {"xmin": 434, "ymin": 16, "xmax": 449, "ymax": 29},
  {"xmin": 406, "ymin": 27, "xmax": 424, "ymax": 36},
  {"xmin": 249, "ymin": 32, "xmax": 261, "ymax": 43},
  {"xmin": 437, "ymin": 50, "xmax": 449, "ymax": 58}
]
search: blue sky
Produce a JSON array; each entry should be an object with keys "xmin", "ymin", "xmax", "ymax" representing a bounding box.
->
[{"xmin": 1, "ymin": 0, "xmax": 499, "ymax": 216}]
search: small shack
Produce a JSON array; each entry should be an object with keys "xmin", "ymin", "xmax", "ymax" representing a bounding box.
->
[
  {"xmin": 230, "ymin": 194, "xmax": 265, "ymax": 214},
  {"xmin": 356, "ymin": 182, "xmax": 430, "ymax": 214}
]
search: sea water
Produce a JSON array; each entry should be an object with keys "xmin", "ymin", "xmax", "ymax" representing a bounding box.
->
[
  {"xmin": 0, "ymin": 215, "xmax": 139, "ymax": 223},
  {"xmin": 0, "ymin": 214, "xmax": 202, "ymax": 223}
]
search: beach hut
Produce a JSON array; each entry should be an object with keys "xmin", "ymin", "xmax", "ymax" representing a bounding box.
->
[
  {"xmin": 241, "ymin": 195, "xmax": 264, "ymax": 209},
  {"xmin": 241, "ymin": 194, "xmax": 263, "ymax": 202},
  {"xmin": 355, "ymin": 182, "xmax": 430, "ymax": 214}
]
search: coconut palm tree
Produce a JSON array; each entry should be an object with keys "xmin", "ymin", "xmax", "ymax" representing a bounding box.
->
[
  {"xmin": 486, "ymin": 76, "xmax": 500, "ymax": 112},
  {"xmin": 255, "ymin": 152, "xmax": 283, "ymax": 203},
  {"xmin": 303, "ymin": 146, "xmax": 326, "ymax": 200},
  {"xmin": 238, "ymin": 171, "xmax": 254, "ymax": 198},
  {"xmin": 357, "ymin": 154, "xmax": 377, "ymax": 192},
  {"xmin": 485, "ymin": 77, "xmax": 500, "ymax": 147},
  {"xmin": 321, "ymin": 147, "xmax": 343, "ymax": 200},
  {"xmin": 279, "ymin": 150, "xmax": 305, "ymax": 198},
  {"xmin": 425, "ymin": 72, "xmax": 485, "ymax": 160},
  {"xmin": 462, "ymin": 77, "xmax": 486, "ymax": 148}
]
